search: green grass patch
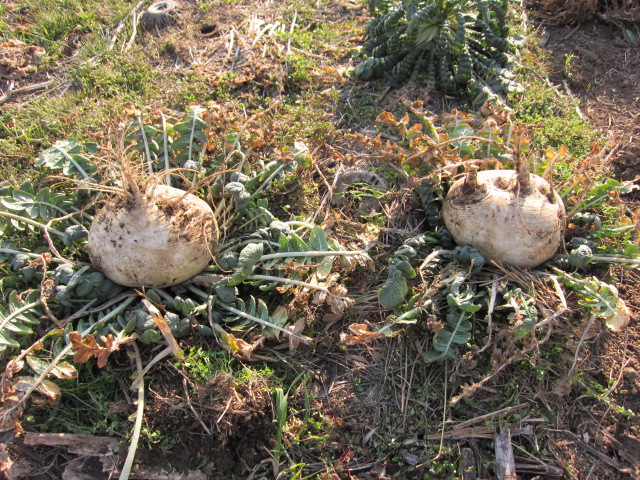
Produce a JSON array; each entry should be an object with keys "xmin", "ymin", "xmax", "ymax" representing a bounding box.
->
[{"xmin": 1, "ymin": 0, "xmax": 131, "ymax": 58}]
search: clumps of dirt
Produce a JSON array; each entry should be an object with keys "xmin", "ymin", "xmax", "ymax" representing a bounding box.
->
[
  {"xmin": 0, "ymin": 39, "xmax": 45, "ymax": 81},
  {"xmin": 139, "ymin": 368, "xmax": 274, "ymax": 478}
]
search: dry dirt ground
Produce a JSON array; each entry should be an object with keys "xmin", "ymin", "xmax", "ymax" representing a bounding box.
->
[
  {"xmin": 536, "ymin": 11, "xmax": 640, "ymax": 480},
  {"xmin": 1, "ymin": 1, "xmax": 640, "ymax": 479}
]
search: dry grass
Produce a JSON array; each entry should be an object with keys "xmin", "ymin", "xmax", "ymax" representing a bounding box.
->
[{"xmin": 527, "ymin": 0, "xmax": 599, "ymax": 25}]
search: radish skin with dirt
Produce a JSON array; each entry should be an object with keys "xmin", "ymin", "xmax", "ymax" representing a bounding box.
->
[
  {"xmin": 442, "ymin": 159, "xmax": 566, "ymax": 268},
  {"xmin": 88, "ymin": 181, "xmax": 218, "ymax": 288}
]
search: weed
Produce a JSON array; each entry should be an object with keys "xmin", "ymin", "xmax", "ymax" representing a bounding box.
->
[
  {"xmin": 574, "ymin": 373, "xmax": 636, "ymax": 418},
  {"xmin": 71, "ymin": 49, "xmax": 158, "ymax": 99},
  {"xmin": 3, "ymin": 0, "xmax": 131, "ymax": 58},
  {"xmin": 177, "ymin": 347, "xmax": 234, "ymax": 384},
  {"xmin": 24, "ymin": 363, "xmax": 128, "ymax": 437},
  {"xmin": 511, "ymin": 51, "xmax": 600, "ymax": 158}
]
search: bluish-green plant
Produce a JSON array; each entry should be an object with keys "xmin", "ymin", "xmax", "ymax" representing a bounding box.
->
[{"xmin": 356, "ymin": 0, "xmax": 522, "ymax": 104}]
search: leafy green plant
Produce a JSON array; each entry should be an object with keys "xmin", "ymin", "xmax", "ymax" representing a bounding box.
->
[
  {"xmin": 372, "ymin": 106, "xmax": 638, "ymax": 365},
  {"xmin": 424, "ymin": 279, "xmax": 478, "ymax": 361},
  {"xmin": 0, "ymin": 105, "xmax": 369, "ymax": 435},
  {"xmin": 0, "ymin": 290, "xmax": 41, "ymax": 358},
  {"xmin": 356, "ymin": 0, "xmax": 522, "ymax": 104}
]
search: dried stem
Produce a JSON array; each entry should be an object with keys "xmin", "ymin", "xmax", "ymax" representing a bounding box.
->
[{"xmin": 119, "ymin": 342, "xmax": 144, "ymax": 480}]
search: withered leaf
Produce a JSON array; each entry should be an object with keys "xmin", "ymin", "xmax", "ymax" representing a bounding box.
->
[
  {"xmin": 69, "ymin": 331, "xmax": 136, "ymax": 368},
  {"xmin": 69, "ymin": 332, "xmax": 99, "ymax": 364},
  {"xmin": 0, "ymin": 393, "xmax": 25, "ymax": 433},
  {"xmin": 377, "ymin": 111, "xmax": 397, "ymax": 127},
  {"xmin": 339, "ymin": 323, "xmax": 382, "ymax": 346},
  {"xmin": 14, "ymin": 376, "xmax": 60, "ymax": 404}
]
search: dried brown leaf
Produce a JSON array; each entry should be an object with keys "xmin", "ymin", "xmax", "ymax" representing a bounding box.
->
[
  {"xmin": 69, "ymin": 331, "xmax": 100, "ymax": 364},
  {"xmin": 287, "ymin": 318, "xmax": 308, "ymax": 354},
  {"xmin": 0, "ymin": 393, "xmax": 24, "ymax": 433},
  {"xmin": 69, "ymin": 331, "xmax": 136, "ymax": 368},
  {"xmin": 377, "ymin": 111, "xmax": 397, "ymax": 127},
  {"xmin": 606, "ymin": 298, "xmax": 631, "ymax": 331},
  {"xmin": 339, "ymin": 323, "xmax": 382, "ymax": 346},
  {"xmin": 49, "ymin": 361, "xmax": 77, "ymax": 380}
]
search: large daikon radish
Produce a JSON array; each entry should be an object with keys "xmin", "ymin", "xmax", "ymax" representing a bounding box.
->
[
  {"xmin": 88, "ymin": 177, "xmax": 217, "ymax": 288},
  {"xmin": 442, "ymin": 158, "xmax": 566, "ymax": 268}
]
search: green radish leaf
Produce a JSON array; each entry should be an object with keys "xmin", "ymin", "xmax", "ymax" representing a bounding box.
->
[
  {"xmin": 308, "ymin": 227, "xmax": 328, "ymax": 252},
  {"xmin": 271, "ymin": 306, "xmax": 288, "ymax": 328},
  {"xmin": 316, "ymin": 256, "xmax": 335, "ymax": 279},
  {"xmin": 392, "ymin": 259, "xmax": 417, "ymax": 279},
  {"xmin": 447, "ymin": 285, "xmax": 482, "ymax": 313},
  {"xmin": 238, "ymin": 243, "xmax": 264, "ymax": 270},
  {"xmin": 379, "ymin": 269, "xmax": 409, "ymax": 309},
  {"xmin": 425, "ymin": 311, "xmax": 472, "ymax": 362},
  {"xmin": 36, "ymin": 140, "xmax": 96, "ymax": 179},
  {"xmin": 257, "ymin": 299, "xmax": 269, "ymax": 321},
  {"xmin": 283, "ymin": 141, "xmax": 313, "ymax": 168},
  {"xmin": 449, "ymin": 124, "xmax": 475, "ymax": 158},
  {"xmin": 0, "ymin": 291, "xmax": 41, "ymax": 356},
  {"xmin": 174, "ymin": 296, "xmax": 203, "ymax": 316},
  {"xmin": 0, "ymin": 332, "xmax": 20, "ymax": 348},
  {"xmin": 216, "ymin": 285, "xmax": 238, "ymax": 304}
]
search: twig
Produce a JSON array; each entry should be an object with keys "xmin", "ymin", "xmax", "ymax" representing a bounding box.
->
[
  {"xmin": 568, "ymin": 314, "xmax": 596, "ymax": 377},
  {"xmin": 216, "ymin": 395, "xmax": 234, "ymax": 426},
  {"xmin": 182, "ymin": 377, "xmax": 212, "ymax": 435},
  {"xmin": 0, "ymin": 211, "xmax": 65, "ymax": 237},
  {"xmin": 495, "ymin": 426, "xmax": 517, "ymax": 480},
  {"xmin": 286, "ymin": 10, "xmax": 297, "ymax": 55},
  {"xmin": 550, "ymin": 275, "xmax": 568, "ymax": 309},
  {"xmin": 0, "ymin": 79, "xmax": 54, "ymax": 105},
  {"xmin": 124, "ymin": 10, "xmax": 141, "ymax": 52},
  {"xmin": 454, "ymin": 403, "xmax": 530, "ymax": 430},
  {"xmin": 562, "ymin": 430, "xmax": 624, "ymax": 470},
  {"xmin": 37, "ymin": 253, "xmax": 64, "ymax": 328},
  {"xmin": 476, "ymin": 279, "xmax": 498, "ymax": 354},
  {"xmin": 534, "ymin": 307, "xmax": 570, "ymax": 330},
  {"xmin": 514, "ymin": 463, "xmax": 564, "ymax": 477},
  {"xmin": 44, "ymin": 212, "xmax": 83, "ymax": 264},
  {"xmin": 108, "ymin": 0, "xmax": 149, "ymax": 51},
  {"xmin": 310, "ymin": 161, "xmax": 332, "ymax": 224},
  {"xmin": 424, "ymin": 424, "xmax": 533, "ymax": 441},
  {"xmin": 119, "ymin": 342, "xmax": 145, "ymax": 480}
]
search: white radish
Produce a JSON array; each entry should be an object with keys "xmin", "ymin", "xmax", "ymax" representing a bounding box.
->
[
  {"xmin": 88, "ymin": 181, "xmax": 217, "ymax": 287},
  {"xmin": 442, "ymin": 159, "xmax": 566, "ymax": 268}
]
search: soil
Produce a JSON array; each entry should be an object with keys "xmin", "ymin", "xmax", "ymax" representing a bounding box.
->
[
  {"xmin": 1, "ymin": 1, "xmax": 639, "ymax": 479},
  {"xmin": 536, "ymin": 13, "xmax": 640, "ymax": 480},
  {"xmin": 135, "ymin": 365, "xmax": 274, "ymax": 478},
  {"xmin": 542, "ymin": 19, "xmax": 640, "ymax": 186}
]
